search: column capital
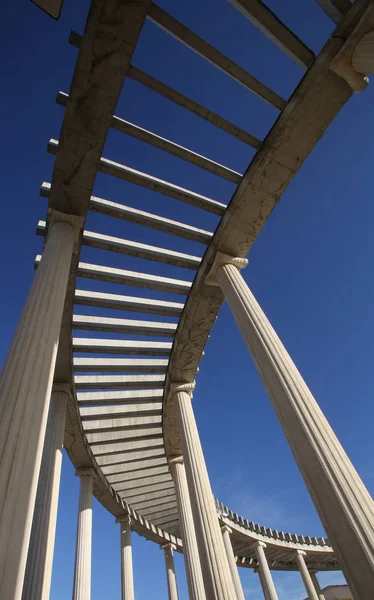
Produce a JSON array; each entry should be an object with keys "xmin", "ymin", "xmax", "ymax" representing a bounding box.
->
[
  {"xmin": 296, "ymin": 549, "xmax": 307, "ymax": 557},
  {"xmin": 221, "ymin": 525, "xmax": 232, "ymax": 535},
  {"xmin": 170, "ymin": 382, "xmax": 195, "ymax": 398},
  {"xmin": 75, "ymin": 468, "xmax": 95, "ymax": 478},
  {"xmin": 168, "ymin": 455, "xmax": 184, "ymax": 466},
  {"xmin": 206, "ymin": 251, "xmax": 248, "ymax": 286},
  {"xmin": 253, "ymin": 540, "xmax": 267, "ymax": 549},
  {"xmin": 52, "ymin": 382, "xmax": 71, "ymax": 398},
  {"xmin": 116, "ymin": 514, "xmax": 131, "ymax": 526},
  {"xmin": 160, "ymin": 542, "xmax": 176, "ymax": 552},
  {"xmin": 47, "ymin": 208, "xmax": 84, "ymax": 253}
]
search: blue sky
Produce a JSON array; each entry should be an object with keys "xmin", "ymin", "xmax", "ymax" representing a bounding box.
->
[{"xmin": 2, "ymin": 0, "xmax": 374, "ymax": 598}]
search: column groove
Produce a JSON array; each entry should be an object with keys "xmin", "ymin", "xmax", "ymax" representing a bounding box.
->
[
  {"xmin": 73, "ymin": 470, "xmax": 94, "ymax": 600},
  {"xmin": 161, "ymin": 543, "xmax": 179, "ymax": 600},
  {"xmin": 0, "ymin": 218, "xmax": 78, "ymax": 599},
  {"xmin": 216, "ymin": 262, "xmax": 374, "ymax": 598},
  {"xmin": 118, "ymin": 515, "xmax": 134, "ymax": 600},
  {"xmin": 221, "ymin": 526, "xmax": 245, "ymax": 600}
]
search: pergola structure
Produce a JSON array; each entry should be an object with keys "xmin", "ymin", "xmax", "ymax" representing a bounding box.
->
[{"xmin": 1, "ymin": 0, "xmax": 374, "ymax": 599}]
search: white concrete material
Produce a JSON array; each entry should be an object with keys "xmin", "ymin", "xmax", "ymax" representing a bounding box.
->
[
  {"xmin": 74, "ymin": 289, "xmax": 184, "ymax": 316},
  {"xmin": 41, "ymin": 181, "xmax": 213, "ymax": 244},
  {"xmin": 107, "ymin": 465, "xmax": 169, "ymax": 484},
  {"xmin": 0, "ymin": 216, "xmax": 78, "ymax": 599},
  {"xmin": 73, "ymin": 357, "xmax": 168, "ymax": 373},
  {"xmin": 80, "ymin": 404, "xmax": 162, "ymax": 420},
  {"xmin": 310, "ymin": 571, "xmax": 326, "ymax": 600},
  {"xmin": 101, "ymin": 456, "xmax": 167, "ymax": 475},
  {"xmin": 87, "ymin": 427, "xmax": 163, "ymax": 445},
  {"xmin": 215, "ymin": 258, "xmax": 374, "ymax": 598},
  {"xmin": 73, "ymin": 314, "xmax": 177, "ymax": 337},
  {"xmin": 118, "ymin": 515, "xmax": 134, "ymax": 600},
  {"xmin": 254, "ymin": 542, "xmax": 278, "ymax": 600},
  {"xmin": 77, "ymin": 389, "xmax": 163, "ymax": 405},
  {"xmin": 48, "ymin": 139, "xmax": 226, "ymax": 216},
  {"xmin": 74, "ymin": 373, "xmax": 166, "ymax": 389},
  {"xmin": 73, "ymin": 469, "xmax": 94, "ymax": 600},
  {"xmin": 296, "ymin": 551, "xmax": 319, "ymax": 600},
  {"xmin": 221, "ymin": 526, "xmax": 245, "ymax": 600},
  {"xmin": 172, "ymin": 385, "xmax": 236, "ymax": 599},
  {"xmin": 83, "ymin": 414, "xmax": 162, "ymax": 433},
  {"xmin": 38, "ymin": 218, "xmax": 201, "ymax": 270},
  {"xmin": 148, "ymin": 4, "xmax": 285, "ymax": 110},
  {"xmin": 228, "ymin": 0, "xmax": 314, "ymax": 68},
  {"xmin": 161, "ymin": 544, "xmax": 179, "ymax": 600},
  {"xmin": 169, "ymin": 456, "xmax": 206, "ymax": 600},
  {"xmin": 22, "ymin": 388, "xmax": 68, "ymax": 600},
  {"xmin": 91, "ymin": 437, "xmax": 164, "ymax": 457},
  {"xmin": 72, "ymin": 338, "xmax": 172, "ymax": 356}
]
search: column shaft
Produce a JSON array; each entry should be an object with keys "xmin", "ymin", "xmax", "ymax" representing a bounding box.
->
[
  {"xmin": 221, "ymin": 526, "xmax": 245, "ymax": 600},
  {"xmin": 169, "ymin": 457, "xmax": 205, "ymax": 600},
  {"xmin": 310, "ymin": 572, "xmax": 326, "ymax": 600},
  {"xmin": 216, "ymin": 262, "xmax": 374, "ymax": 598},
  {"xmin": 22, "ymin": 389, "xmax": 68, "ymax": 600},
  {"xmin": 296, "ymin": 552, "xmax": 319, "ymax": 600},
  {"xmin": 73, "ymin": 471, "xmax": 93, "ymax": 600},
  {"xmin": 254, "ymin": 543, "xmax": 278, "ymax": 600},
  {"xmin": 119, "ymin": 516, "xmax": 134, "ymax": 600},
  {"xmin": 0, "ymin": 219, "xmax": 76, "ymax": 599},
  {"xmin": 162, "ymin": 544, "xmax": 179, "ymax": 600},
  {"xmin": 174, "ymin": 387, "xmax": 237, "ymax": 599}
]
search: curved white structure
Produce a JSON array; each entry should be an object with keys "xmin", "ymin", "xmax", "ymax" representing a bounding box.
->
[{"xmin": 1, "ymin": 1, "xmax": 374, "ymax": 599}]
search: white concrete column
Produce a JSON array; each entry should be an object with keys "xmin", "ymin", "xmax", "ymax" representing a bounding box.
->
[
  {"xmin": 254, "ymin": 542, "xmax": 279, "ymax": 600},
  {"xmin": 117, "ymin": 515, "xmax": 134, "ymax": 600},
  {"xmin": 309, "ymin": 570, "xmax": 326, "ymax": 600},
  {"xmin": 168, "ymin": 456, "xmax": 205, "ymax": 600},
  {"xmin": 221, "ymin": 525, "xmax": 245, "ymax": 600},
  {"xmin": 73, "ymin": 469, "xmax": 94, "ymax": 600},
  {"xmin": 296, "ymin": 551, "xmax": 319, "ymax": 600},
  {"xmin": 212, "ymin": 255, "xmax": 374, "ymax": 599},
  {"xmin": 172, "ymin": 384, "xmax": 237, "ymax": 600},
  {"xmin": 0, "ymin": 211, "xmax": 82, "ymax": 600},
  {"xmin": 161, "ymin": 543, "xmax": 179, "ymax": 600},
  {"xmin": 22, "ymin": 386, "xmax": 68, "ymax": 600}
]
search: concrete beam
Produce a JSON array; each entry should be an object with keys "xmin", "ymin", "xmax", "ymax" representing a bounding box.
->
[
  {"xmin": 115, "ymin": 476, "xmax": 173, "ymax": 493},
  {"xmin": 101, "ymin": 457, "xmax": 167, "ymax": 475},
  {"xmin": 107, "ymin": 465, "xmax": 169, "ymax": 484},
  {"xmin": 69, "ymin": 31, "xmax": 261, "ymax": 148},
  {"xmin": 72, "ymin": 315, "xmax": 176, "ymax": 338},
  {"xmin": 82, "ymin": 415, "xmax": 162, "ymax": 433},
  {"xmin": 74, "ymin": 289, "xmax": 184, "ymax": 317},
  {"xmin": 86, "ymin": 427, "xmax": 163, "ymax": 444},
  {"xmin": 57, "ymin": 91, "xmax": 242, "ymax": 183},
  {"xmin": 41, "ymin": 182, "xmax": 213, "ymax": 244},
  {"xmin": 77, "ymin": 389, "xmax": 164, "ymax": 406},
  {"xmin": 133, "ymin": 492, "xmax": 177, "ymax": 511},
  {"xmin": 316, "ymin": 0, "xmax": 352, "ymax": 23},
  {"xmin": 120, "ymin": 484, "xmax": 175, "ymax": 503},
  {"xmin": 74, "ymin": 373, "xmax": 166, "ymax": 389},
  {"xmin": 80, "ymin": 404, "xmax": 163, "ymax": 420},
  {"xmin": 91, "ymin": 438, "xmax": 164, "ymax": 457},
  {"xmin": 73, "ymin": 358, "xmax": 168, "ymax": 373},
  {"xmin": 229, "ymin": 0, "xmax": 314, "ymax": 68},
  {"xmin": 142, "ymin": 503, "xmax": 178, "ymax": 518},
  {"xmin": 72, "ymin": 338, "xmax": 172, "ymax": 356},
  {"xmin": 97, "ymin": 449, "xmax": 166, "ymax": 467},
  {"xmin": 38, "ymin": 218, "xmax": 201, "ymax": 270},
  {"xmin": 147, "ymin": 3, "xmax": 286, "ymax": 110},
  {"xmin": 48, "ymin": 139, "xmax": 226, "ymax": 215}
]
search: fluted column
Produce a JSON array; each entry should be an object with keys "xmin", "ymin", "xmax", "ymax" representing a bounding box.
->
[
  {"xmin": 169, "ymin": 456, "xmax": 205, "ymax": 600},
  {"xmin": 220, "ymin": 526, "xmax": 245, "ymax": 600},
  {"xmin": 172, "ymin": 384, "xmax": 236, "ymax": 599},
  {"xmin": 22, "ymin": 386, "xmax": 68, "ymax": 600},
  {"xmin": 254, "ymin": 542, "xmax": 279, "ymax": 600},
  {"xmin": 296, "ymin": 551, "xmax": 319, "ymax": 600},
  {"xmin": 73, "ymin": 469, "xmax": 94, "ymax": 600},
  {"xmin": 0, "ymin": 211, "xmax": 82, "ymax": 599},
  {"xmin": 211, "ymin": 254, "xmax": 374, "ymax": 599},
  {"xmin": 309, "ymin": 571, "xmax": 326, "ymax": 600},
  {"xmin": 161, "ymin": 543, "xmax": 179, "ymax": 600},
  {"xmin": 118, "ymin": 515, "xmax": 134, "ymax": 600}
]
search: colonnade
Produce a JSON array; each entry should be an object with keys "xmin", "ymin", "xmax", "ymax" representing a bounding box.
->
[{"xmin": 0, "ymin": 214, "xmax": 373, "ymax": 598}]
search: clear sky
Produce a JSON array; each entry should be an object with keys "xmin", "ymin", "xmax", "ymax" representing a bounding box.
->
[{"xmin": 2, "ymin": 0, "xmax": 374, "ymax": 598}]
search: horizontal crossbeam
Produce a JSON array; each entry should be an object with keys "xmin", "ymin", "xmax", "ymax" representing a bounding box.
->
[
  {"xmin": 147, "ymin": 3, "xmax": 286, "ymax": 110},
  {"xmin": 57, "ymin": 91, "xmax": 242, "ymax": 183},
  {"xmin": 73, "ymin": 358, "xmax": 169, "ymax": 373},
  {"xmin": 41, "ymin": 182, "xmax": 213, "ymax": 244},
  {"xmin": 75, "ymin": 373, "xmax": 166, "ymax": 389},
  {"xmin": 72, "ymin": 338, "xmax": 172, "ymax": 356},
  {"xmin": 77, "ymin": 389, "xmax": 164, "ymax": 405},
  {"xmin": 48, "ymin": 139, "xmax": 226, "ymax": 215},
  {"xmin": 229, "ymin": 0, "xmax": 314, "ymax": 69},
  {"xmin": 74, "ymin": 289, "xmax": 184, "ymax": 317},
  {"xmin": 68, "ymin": 31, "xmax": 262, "ymax": 148}
]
